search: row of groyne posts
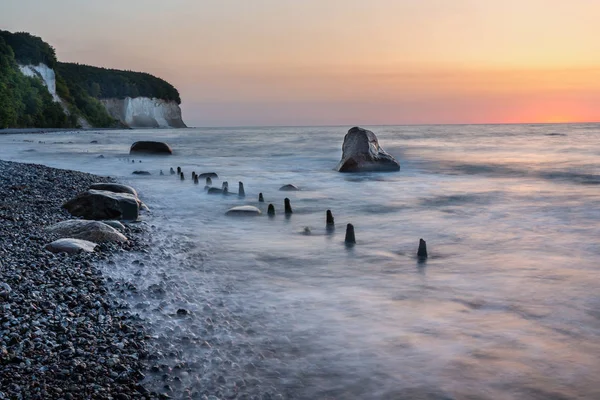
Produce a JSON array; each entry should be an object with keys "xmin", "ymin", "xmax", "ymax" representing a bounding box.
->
[{"xmin": 160, "ymin": 166, "xmax": 428, "ymax": 259}]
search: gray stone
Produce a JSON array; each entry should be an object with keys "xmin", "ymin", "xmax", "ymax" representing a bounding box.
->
[
  {"xmin": 46, "ymin": 220, "xmax": 127, "ymax": 243},
  {"xmin": 129, "ymin": 141, "xmax": 173, "ymax": 155},
  {"xmin": 103, "ymin": 220, "xmax": 126, "ymax": 231},
  {"xmin": 225, "ymin": 206, "xmax": 262, "ymax": 216},
  {"xmin": 63, "ymin": 190, "xmax": 140, "ymax": 221},
  {"xmin": 279, "ymin": 184, "xmax": 300, "ymax": 191},
  {"xmin": 89, "ymin": 183, "xmax": 138, "ymax": 197},
  {"xmin": 198, "ymin": 172, "xmax": 218, "ymax": 179},
  {"xmin": 336, "ymin": 127, "xmax": 400, "ymax": 172},
  {"xmin": 45, "ymin": 238, "xmax": 98, "ymax": 254}
]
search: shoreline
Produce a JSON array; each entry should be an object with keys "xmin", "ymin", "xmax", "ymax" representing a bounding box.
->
[
  {"xmin": 0, "ymin": 128, "xmax": 127, "ymax": 135},
  {"xmin": 0, "ymin": 159, "xmax": 154, "ymax": 399}
]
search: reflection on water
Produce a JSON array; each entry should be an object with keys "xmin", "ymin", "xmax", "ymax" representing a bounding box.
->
[{"xmin": 1, "ymin": 123, "xmax": 600, "ymax": 399}]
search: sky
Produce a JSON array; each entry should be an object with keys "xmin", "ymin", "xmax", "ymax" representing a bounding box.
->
[{"xmin": 2, "ymin": 0, "xmax": 600, "ymax": 126}]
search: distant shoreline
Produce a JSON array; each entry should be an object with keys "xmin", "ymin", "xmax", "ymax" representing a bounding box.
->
[{"xmin": 0, "ymin": 128, "xmax": 122, "ymax": 134}]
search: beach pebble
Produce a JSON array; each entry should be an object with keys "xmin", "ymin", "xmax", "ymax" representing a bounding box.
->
[{"xmin": 45, "ymin": 238, "xmax": 98, "ymax": 254}]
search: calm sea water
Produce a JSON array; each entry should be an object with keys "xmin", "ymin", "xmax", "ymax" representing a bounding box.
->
[{"xmin": 1, "ymin": 124, "xmax": 600, "ymax": 399}]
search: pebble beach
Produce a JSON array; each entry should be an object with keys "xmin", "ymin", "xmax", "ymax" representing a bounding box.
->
[{"xmin": 0, "ymin": 160, "xmax": 153, "ymax": 399}]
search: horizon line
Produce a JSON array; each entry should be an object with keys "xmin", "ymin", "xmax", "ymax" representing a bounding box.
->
[{"xmin": 186, "ymin": 121, "xmax": 600, "ymax": 129}]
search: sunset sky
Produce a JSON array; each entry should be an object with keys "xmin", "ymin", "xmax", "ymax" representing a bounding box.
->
[{"xmin": 2, "ymin": 0, "xmax": 600, "ymax": 126}]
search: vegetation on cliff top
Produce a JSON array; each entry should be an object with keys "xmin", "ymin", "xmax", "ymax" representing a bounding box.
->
[
  {"xmin": 56, "ymin": 63, "xmax": 181, "ymax": 104},
  {"xmin": 0, "ymin": 29, "xmax": 181, "ymax": 128},
  {"xmin": 0, "ymin": 35, "xmax": 74, "ymax": 128}
]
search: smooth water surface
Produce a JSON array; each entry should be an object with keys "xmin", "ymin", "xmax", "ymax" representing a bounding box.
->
[{"xmin": 1, "ymin": 124, "xmax": 600, "ymax": 399}]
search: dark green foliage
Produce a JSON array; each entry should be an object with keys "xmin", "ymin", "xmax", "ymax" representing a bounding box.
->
[
  {"xmin": 0, "ymin": 36, "xmax": 72, "ymax": 128},
  {"xmin": 56, "ymin": 62, "xmax": 181, "ymax": 104},
  {"xmin": 0, "ymin": 29, "xmax": 180, "ymax": 128},
  {"xmin": 0, "ymin": 30, "xmax": 57, "ymax": 68}
]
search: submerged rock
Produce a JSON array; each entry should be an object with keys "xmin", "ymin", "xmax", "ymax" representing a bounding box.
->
[
  {"xmin": 45, "ymin": 238, "xmax": 98, "ymax": 254},
  {"xmin": 225, "ymin": 205, "xmax": 262, "ymax": 216},
  {"xmin": 336, "ymin": 127, "xmax": 400, "ymax": 172},
  {"xmin": 132, "ymin": 170, "xmax": 151, "ymax": 175},
  {"xmin": 130, "ymin": 141, "xmax": 173, "ymax": 154},
  {"xmin": 279, "ymin": 184, "xmax": 300, "ymax": 191},
  {"xmin": 198, "ymin": 172, "xmax": 218, "ymax": 179},
  {"xmin": 46, "ymin": 220, "xmax": 127, "ymax": 243},
  {"xmin": 63, "ymin": 189, "xmax": 140, "ymax": 220},
  {"xmin": 207, "ymin": 187, "xmax": 223, "ymax": 195}
]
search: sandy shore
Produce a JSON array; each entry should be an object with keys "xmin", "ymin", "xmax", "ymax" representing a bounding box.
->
[{"xmin": 0, "ymin": 160, "xmax": 154, "ymax": 399}]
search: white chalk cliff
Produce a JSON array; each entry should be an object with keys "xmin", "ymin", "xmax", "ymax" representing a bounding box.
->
[
  {"xmin": 101, "ymin": 97, "xmax": 186, "ymax": 128},
  {"xmin": 18, "ymin": 63, "xmax": 60, "ymax": 102},
  {"xmin": 18, "ymin": 63, "xmax": 90, "ymax": 127},
  {"xmin": 17, "ymin": 63, "xmax": 186, "ymax": 129}
]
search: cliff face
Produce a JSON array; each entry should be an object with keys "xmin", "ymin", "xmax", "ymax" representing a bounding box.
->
[
  {"xmin": 16, "ymin": 64, "xmax": 186, "ymax": 129},
  {"xmin": 100, "ymin": 97, "xmax": 186, "ymax": 128},
  {"xmin": 18, "ymin": 64, "xmax": 60, "ymax": 102},
  {"xmin": 1, "ymin": 29, "xmax": 186, "ymax": 129},
  {"xmin": 18, "ymin": 63, "xmax": 92, "ymax": 128}
]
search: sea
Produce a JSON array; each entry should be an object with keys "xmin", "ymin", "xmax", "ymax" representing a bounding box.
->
[{"xmin": 1, "ymin": 124, "xmax": 599, "ymax": 400}]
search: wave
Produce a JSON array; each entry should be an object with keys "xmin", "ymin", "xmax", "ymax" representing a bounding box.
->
[{"xmin": 434, "ymin": 162, "xmax": 600, "ymax": 185}]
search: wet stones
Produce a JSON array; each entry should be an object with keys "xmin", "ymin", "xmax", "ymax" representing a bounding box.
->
[
  {"xmin": 267, "ymin": 204, "xmax": 275, "ymax": 216},
  {"xmin": 336, "ymin": 126, "xmax": 400, "ymax": 172},
  {"xmin": 177, "ymin": 166, "xmax": 181, "ymax": 175},
  {"xmin": 45, "ymin": 238, "xmax": 98, "ymax": 254},
  {"xmin": 180, "ymin": 172, "xmax": 185, "ymax": 181},
  {"xmin": 258, "ymin": 193, "xmax": 264, "ymax": 202},
  {"xmin": 225, "ymin": 206, "xmax": 262, "ymax": 216},
  {"xmin": 170, "ymin": 167, "xmax": 175, "ymax": 175},
  {"xmin": 132, "ymin": 170, "xmax": 151, "ymax": 175},
  {"xmin": 89, "ymin": 183, "xmax": 138, "ymax": 197},
  {"xmin": 63, "ymin": 190, "xmax": 140, "ymax": 221},
  {"xmin": 0, "ymin": 160, "xmax": 151, "ymax": 399},
  {"xmin": 193, "ymin": 175, "xmax": 199, "ymax": 184},
  {"xmin": 198, "ymin": 172, "xmax": 218, "ymax": 179},
  {"xmin": 130, "ymin": 140, "xmax": 173, "ymax": 154},
  {"xmin": 45, "ymin": 220, "xmax": 127, "ymax": 243},
  {"xmin": 279, "ymin": 184, "xmax": 300, "ymax": 191},
  {"xmin": 206, "ymin": 177, "xmax": 212, "ymax": 185},
  {"xmin": 238, "ymin": 182, "xmax": 245, "ymax": 198}
]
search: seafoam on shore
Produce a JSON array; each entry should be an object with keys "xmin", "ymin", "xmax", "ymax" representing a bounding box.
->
[{"xmin": 0, "ymin": 160, "xmax": 154, "ymax": 399}]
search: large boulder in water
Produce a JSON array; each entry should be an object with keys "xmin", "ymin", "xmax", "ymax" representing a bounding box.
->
[
  {"xmin": 130, "ymin": 141, "xmax": 173, "ymax": 155},
  {"xmin": 46, "ymin": 220, "xmax": 127, "ymax": 243},
  {"xmin": 336, "ymin": 127, "xmax": 400, "ymax": 172},
  {"xmin": 63, "ymin": 190, "xmax": 140, "ymax": 221}
]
